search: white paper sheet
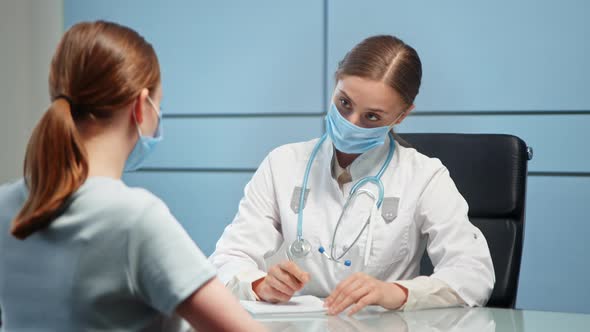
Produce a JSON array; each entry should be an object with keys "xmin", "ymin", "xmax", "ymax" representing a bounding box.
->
[{"xmin": 240, "ymin": 295, "xmax": 327, "ymax": 316}]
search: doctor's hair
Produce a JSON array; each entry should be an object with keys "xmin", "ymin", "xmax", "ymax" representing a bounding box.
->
[
  {"xmin": 11, "ymin": 21, "xmax": 160, "ymax": 240},
  {"xmin": 335, "ymin": 35, "xmax": 422, "ymax": 106}
]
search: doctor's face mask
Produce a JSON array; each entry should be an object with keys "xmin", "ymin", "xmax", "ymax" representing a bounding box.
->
[{"xmin": 327, "ymin": 76, "xmax": 411, "ymax": 154}]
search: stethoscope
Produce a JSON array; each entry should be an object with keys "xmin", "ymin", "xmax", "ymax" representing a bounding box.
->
[{"xmin": 287, "ymin": 131, "xmax": 395, "ymax": 267}]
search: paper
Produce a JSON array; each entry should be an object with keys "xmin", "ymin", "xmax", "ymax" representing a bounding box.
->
[{"xmin": 240, "ymin": 295, "xmax": 327, "ymax": 316}]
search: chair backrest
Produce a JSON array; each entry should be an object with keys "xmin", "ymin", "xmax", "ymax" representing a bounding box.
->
[{"xmin": 398, "ymin": 133, "xmax": 529, "ymax": 308}]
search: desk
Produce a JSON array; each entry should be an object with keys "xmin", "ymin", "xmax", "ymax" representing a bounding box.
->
[{"xmin": 254, "ymin": 307, "xmax": 590, "ymax": 332}]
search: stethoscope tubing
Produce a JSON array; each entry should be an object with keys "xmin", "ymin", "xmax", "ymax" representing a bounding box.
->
[{"xmin": 291, "ymin": 132, "xmax": 395, "ymax": 265}]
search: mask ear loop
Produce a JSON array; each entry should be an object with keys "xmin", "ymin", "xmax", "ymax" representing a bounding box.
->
[
  {"xmin": 146, "ymin": 96, "xmax": 161, "ymax": 117},
  {"xmin": 146, "ymin": 96, "xmax": 163, "ymax": 137},
  {"xmin": 387, "ymin": 111, "xmax": 406, "ymax": 130}
]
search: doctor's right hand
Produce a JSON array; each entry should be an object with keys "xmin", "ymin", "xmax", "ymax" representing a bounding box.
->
[{"xmin": 252, "ymin": 261, "xmax": 310, "ymax": 303}]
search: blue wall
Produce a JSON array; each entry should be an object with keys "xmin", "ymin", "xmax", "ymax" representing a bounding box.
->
[{"xmin": 65, "ymin": 0, "xmax": 590, "ymax": 314}]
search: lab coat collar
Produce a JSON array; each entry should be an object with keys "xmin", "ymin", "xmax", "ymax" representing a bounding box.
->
[{"xmin": 322, "ymin": 134, "xmax": 401, "ymax": 197}]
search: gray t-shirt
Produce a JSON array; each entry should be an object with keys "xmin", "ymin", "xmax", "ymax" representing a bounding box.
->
[{"xmin": 0, "ymin": 177, "xmax": 216, "ymax": 331}]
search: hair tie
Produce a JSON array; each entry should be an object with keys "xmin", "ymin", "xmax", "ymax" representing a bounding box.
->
[{"xmin": 54, "ymin": 95, "xmax": 74, "ymax": 109}]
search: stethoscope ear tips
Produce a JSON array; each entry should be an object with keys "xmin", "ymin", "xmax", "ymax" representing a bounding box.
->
[
  {"xmin": 318, "ymin": 246, "xmax": 326, "ymax": 254},
  {"xmin": 344, "ymin": 260, "xmax": 351, "ymax": 267}
]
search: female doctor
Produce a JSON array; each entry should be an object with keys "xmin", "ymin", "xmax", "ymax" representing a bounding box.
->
[{"xmin": 210, "ymin": 35, "xmax": 494, "ymax": 315}]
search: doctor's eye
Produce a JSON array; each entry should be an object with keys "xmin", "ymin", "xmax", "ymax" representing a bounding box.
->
[
  {"xmin": 339, "ymin": 97, "xmax": 352, "ymax": 109},
  {"xmin": 365, "ymin": 112, "xmax": 381, "ymax": 122}
]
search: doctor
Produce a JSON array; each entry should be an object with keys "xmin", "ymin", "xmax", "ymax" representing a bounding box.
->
[{"xmin": 210, "ymin": 35, "xmax": 494, "ymax": 315}]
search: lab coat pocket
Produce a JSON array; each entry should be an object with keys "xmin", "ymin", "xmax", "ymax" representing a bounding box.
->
[{"xmin": 362, "ymin": 210, "xmax": 410, "ymax": 270}]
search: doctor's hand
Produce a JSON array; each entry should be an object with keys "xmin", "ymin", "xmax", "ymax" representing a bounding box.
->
[
  {"xmin": 324, "ymin": 272, "xmax": 408, "ymax": 316},
  {"xmin": 252, "ymin": 261, "xmax": 311, "ymax": 303}
]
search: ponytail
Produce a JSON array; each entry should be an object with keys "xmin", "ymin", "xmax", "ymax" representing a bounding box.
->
[{"xmin": 11, "ymin": 98, "xmax": 89, "ymax": 239}]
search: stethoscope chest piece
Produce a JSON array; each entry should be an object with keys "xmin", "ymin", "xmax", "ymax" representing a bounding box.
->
[{"xmin": 288, "ymin": 237, "xmax": 312, "ymax": 259}]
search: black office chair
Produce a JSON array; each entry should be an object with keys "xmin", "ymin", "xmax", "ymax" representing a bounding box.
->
[{"xmin": 397, "ymin": 133, "xmax": 531, "ymax": 309}]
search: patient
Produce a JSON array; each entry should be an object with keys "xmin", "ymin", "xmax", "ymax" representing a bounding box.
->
[{"xmin": 0, "ymin": 20, "xmax": 264, "ymax": 331}]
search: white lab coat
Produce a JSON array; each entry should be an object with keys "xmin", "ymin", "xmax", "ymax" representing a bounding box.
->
[{"xmin": 209, "ymin": 136, "xmax": 495, "ymax": 307}]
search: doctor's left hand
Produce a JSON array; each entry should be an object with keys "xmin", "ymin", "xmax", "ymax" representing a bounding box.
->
[{"xmin": 324, "ymin": 272, "xmax": 408, "ymax": 316}]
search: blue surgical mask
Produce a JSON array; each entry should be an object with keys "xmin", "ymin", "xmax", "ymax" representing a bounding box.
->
[
  {"xmin": 124, "ymin": 96, "xmax": 163, "ymax": 172},
  {"xmin": 325, "ymin": 103, "xmax": 400, "ymax": 154}
]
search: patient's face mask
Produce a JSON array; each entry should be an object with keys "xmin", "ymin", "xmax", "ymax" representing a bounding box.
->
[{"xmin": 124, "ymin": 96, "xmax": 163, "ymax": 172}]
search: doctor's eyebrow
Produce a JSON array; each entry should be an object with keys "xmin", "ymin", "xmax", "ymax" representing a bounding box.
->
[
  {"xmin": 337, "ymin": 89, "xmax": 357, "ymax": 107},
  {"xmin": 367, "ymin": 107, "xmax": 386, "ymax": 114}
]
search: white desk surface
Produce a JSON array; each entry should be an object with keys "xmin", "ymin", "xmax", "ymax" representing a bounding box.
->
[{"xmin": 253, "ymin": 306, "xmax": 590, "ymax": 332}]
